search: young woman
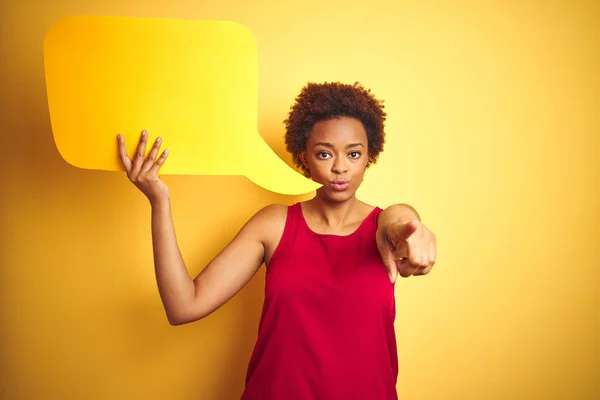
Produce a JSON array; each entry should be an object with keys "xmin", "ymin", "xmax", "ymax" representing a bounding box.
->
[{"xmin": 117, "ymin": 82, "xmax": 436, "ymax": 399}]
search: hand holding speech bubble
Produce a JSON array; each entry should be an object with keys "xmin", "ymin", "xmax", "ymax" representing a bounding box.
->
[{"xmin": 43, "ymin": 16, "xmax": 321, "ymax": 195}]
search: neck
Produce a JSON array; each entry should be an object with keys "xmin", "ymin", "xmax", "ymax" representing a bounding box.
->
[{"xmin": 307, "ymin": 193, "xmax": 361, "ymax": 228}]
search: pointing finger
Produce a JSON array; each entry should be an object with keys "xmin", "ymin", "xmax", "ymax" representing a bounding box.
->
[{"xmin": 389, "ymin": 220, "xmax": 419, "ymax": 248}]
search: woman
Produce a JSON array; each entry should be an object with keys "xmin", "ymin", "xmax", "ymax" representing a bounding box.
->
[{"xmin": 117, "ymin": 81, "xmax": 436, "ymax": 399}]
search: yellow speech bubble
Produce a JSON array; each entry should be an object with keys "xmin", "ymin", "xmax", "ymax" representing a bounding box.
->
[{"xmin": 43, "ymin": 16, "xmax": 320, "ymax": 195}]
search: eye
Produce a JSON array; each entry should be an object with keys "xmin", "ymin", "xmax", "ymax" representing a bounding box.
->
[
  {"xmin": 348, "ymin": 151, "xmax": 361, "ymax": 159},
  {"xmin": 317, "ymin": 152, "xmax": 332, "ymax": 159}
]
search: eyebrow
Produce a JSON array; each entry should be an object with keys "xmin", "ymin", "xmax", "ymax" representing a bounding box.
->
[{"xmin": 313, "ymin": 142, "xmax": 365, "ymax": 149}]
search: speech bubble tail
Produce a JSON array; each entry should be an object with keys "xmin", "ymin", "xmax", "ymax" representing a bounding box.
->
[
  {"xmin": 245, "ymin": 167, "xmax": 322, "ymax": 195},
  {"xmin": 243, "ymin": 135, "xmax": 322, "ymax": 195}
]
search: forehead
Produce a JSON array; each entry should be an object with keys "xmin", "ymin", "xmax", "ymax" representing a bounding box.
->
[{"xmin": 307, "ymin": 117, "xmax": 367, "ymax": 145}]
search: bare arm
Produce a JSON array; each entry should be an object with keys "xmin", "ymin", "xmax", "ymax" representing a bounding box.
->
[
  {"xmin": 151, "ymin": 200, "xmax": 282, "ymax": 325},
  {"xmin": 178, "ymin": 205, "xmax": 283, "ymax": 324},
  {"xmin": 149, "ymin": 197, "xmax": 194, "ymax": 325},
  {"xmin": 118, "ymin": 130, "xmax": 279, "ymax": 325}
]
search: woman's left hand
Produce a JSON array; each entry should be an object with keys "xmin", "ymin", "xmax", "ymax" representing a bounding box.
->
[{"xmin": 376, "ymin": 219, "xmax": 437, "ymax": 283}]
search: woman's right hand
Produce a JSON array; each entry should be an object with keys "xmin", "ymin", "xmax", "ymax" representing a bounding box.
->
[{"xmin": 117, "ymin": 129, "xmax": 170, "ymax": 204}]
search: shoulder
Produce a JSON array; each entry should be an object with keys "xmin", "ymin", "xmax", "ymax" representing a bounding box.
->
[
  {"xmin": 244, "ymin": 203, "xmax": 288, "ymax": 238},
  {"xmin": 251, "ymin": 203, "xmax": 288, "ymax": 223},
  {"xmin": 244, "ymin": 204, "xmax": 289, "ymax": 255},
  {"xmin": 357, "ymin": 201, "xmax": 382, "ymax": 218}
]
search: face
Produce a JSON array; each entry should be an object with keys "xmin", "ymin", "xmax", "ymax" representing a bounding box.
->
[{"xmin": 300, "ymin": 117, "xmax": 370, "ymax": 202}]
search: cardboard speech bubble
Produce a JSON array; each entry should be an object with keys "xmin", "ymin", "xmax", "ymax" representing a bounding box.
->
[{"xmin": 43, "ymin": 16, "xmax": 321, "ymax": 195}]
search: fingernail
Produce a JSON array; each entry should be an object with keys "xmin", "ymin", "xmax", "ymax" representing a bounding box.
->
[{"xmin": 157, "ymin": 136, "xmax": 162, "ymax": 143}]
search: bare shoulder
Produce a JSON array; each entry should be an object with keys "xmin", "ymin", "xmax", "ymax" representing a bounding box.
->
[
  {"xmin": 357, "ymin": 200, "xmax": 378, "ymax": 218},
  {"xmin": 249, "ymin": 203, "xmax": 288, "ymax": 266},
  {"xmin": 245, "ymin": 203, "xmax": 287, "ymax": 240},
  {"xmin": 249, "ymin": 203, "xmax": 288, "ymax": 227}
]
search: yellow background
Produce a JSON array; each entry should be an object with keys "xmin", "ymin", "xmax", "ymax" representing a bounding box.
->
[
  {"xmin": 1, "ymin": 0, "xmax": 599, "ymax": 399},
  {"xmin": 43, "ymin": 16, "xmax": 321, "ymax": 195}
]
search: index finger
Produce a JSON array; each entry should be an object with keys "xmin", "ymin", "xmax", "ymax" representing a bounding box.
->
[{"xmin": 130, "ymin": 130, "xmax": 149, "ymax": 175}]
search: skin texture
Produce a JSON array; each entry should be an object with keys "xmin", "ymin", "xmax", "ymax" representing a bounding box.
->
[{"xmin": 117, "ymin": 118, "xmax": 436, "ymax": 325}]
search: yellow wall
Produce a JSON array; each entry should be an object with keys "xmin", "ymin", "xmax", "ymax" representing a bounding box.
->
[{"xmin": 1, "ymin": 0, "xmax": 599, "ymax": 399}]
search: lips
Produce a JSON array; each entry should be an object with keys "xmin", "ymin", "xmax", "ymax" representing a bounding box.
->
[{"xmin": 331, "ymin": 180, "xmax": 350, "ymax": 191}]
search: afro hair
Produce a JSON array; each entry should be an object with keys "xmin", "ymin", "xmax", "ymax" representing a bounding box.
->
[{"xmin": 284, "ymin": 81, "xmax": 386, "ymax": 177}]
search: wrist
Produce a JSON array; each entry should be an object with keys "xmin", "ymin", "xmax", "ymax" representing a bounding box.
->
[{"xmin": 149, "ymin": 194, "xmax": 171, "ymax": 209}]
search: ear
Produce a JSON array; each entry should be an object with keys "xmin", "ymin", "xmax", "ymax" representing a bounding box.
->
[{"xmin": 299, "ymin": 152, "xmax": 309, "ymax": 169}]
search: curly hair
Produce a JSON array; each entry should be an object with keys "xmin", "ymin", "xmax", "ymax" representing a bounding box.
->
[{"xmin": 284, "ymin": 81, "xmax": 386, "ymax": 177}]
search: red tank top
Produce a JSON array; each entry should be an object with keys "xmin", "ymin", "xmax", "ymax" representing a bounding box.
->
[{"xmin": 241, "ymin": 202, "xmax": 398, "ymax": 400}]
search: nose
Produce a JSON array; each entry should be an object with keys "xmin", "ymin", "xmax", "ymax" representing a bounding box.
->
[{"xmin": 332, "ymin": 157, "xmax": 348, "ymax": 174}]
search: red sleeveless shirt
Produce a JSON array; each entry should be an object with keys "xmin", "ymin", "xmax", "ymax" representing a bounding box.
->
[{"xmin": 241, "ymin": 203, "xmax": 398, "ymax": 399}]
